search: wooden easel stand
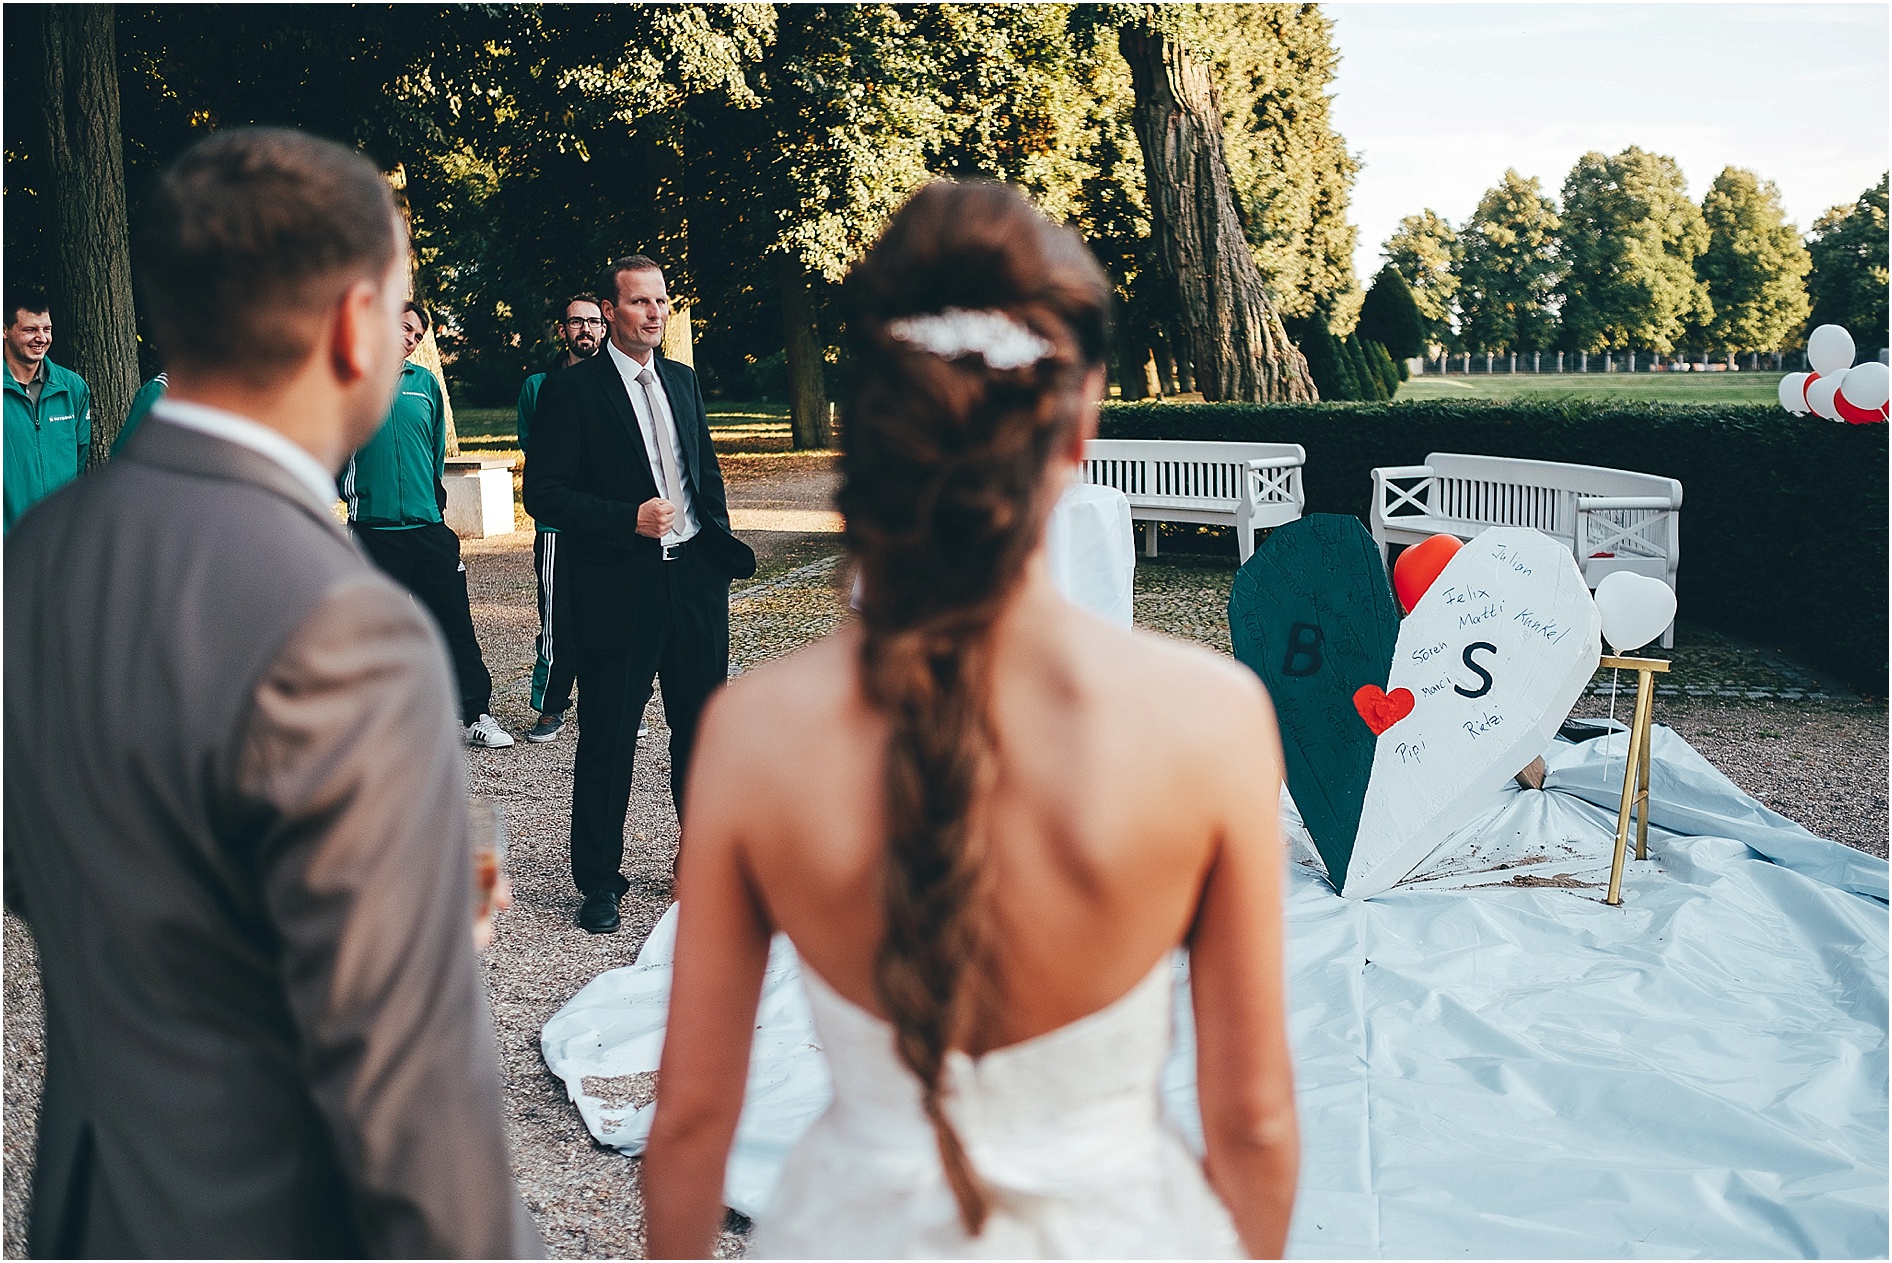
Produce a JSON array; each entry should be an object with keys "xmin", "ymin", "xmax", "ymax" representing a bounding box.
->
[{"xmin": 1603, "ymin": 655, "xmax": 1670, "ymax": 906}]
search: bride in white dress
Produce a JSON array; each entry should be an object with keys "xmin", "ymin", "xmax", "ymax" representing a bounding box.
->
[{"xmin": 642, "ymin": 180, "xmax": 1298, "ymax": 1258}]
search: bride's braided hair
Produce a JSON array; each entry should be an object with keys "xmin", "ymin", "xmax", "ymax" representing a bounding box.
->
[{"xmin": 837, "ymin": 181, "xmax": 1109, "ymax": 1235}]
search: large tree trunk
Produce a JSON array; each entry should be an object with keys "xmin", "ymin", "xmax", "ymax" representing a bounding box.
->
[
  {"xmin": 38, "ymin": 5, "xmax": 140, "ymax": 463},
  {"xmin": 660, "ymin": 305, "xmax": 694, "ymax": 367},
  {"xmin": 1118, "ymin": 21, "xmax": 1317, "ymax": 402},
  {"xmin": 778, "ymin": 259, "xmax": 830, "ymax": 449}
]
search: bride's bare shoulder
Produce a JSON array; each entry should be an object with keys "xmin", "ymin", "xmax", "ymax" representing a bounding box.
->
[{"xmin": 1108, "ymin": 623, "xmax": 1276, "ymax": 741}]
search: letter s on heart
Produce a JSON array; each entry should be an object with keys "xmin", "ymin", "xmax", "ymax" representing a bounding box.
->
[{"xmin": 1453, "ymin": 642, "xmax": 1497, "ymax": 699}]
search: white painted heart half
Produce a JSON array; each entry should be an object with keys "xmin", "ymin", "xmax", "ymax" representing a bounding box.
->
[
  {"xmin": 1593, "ymin": 571, "xmax": 1677, "ymax": 654},
  {"xmin": 1343, "ymin": 527, "xmax": 1602, "ymax": 899}
]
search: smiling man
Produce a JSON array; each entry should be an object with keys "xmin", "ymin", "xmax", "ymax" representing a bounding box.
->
[
  {"xmin": 3, "ymin": 286, "xmax": 92, "ymax": 532},
  {"xmin": 523, "ymin": 256, "xmax": 755, "ymax": 933}
]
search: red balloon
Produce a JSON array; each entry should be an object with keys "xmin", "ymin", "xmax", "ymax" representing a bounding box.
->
[
  {"xmin": 1802, "ymin": 372, "xmax": 1822, "ymax": 410},
  {"xmin": 1393, "ymin": 533, "xmax": 1463, "ymax": 613},
  {"xmin": 1834, "ymin": 393, "xmax": 1888, "ymax": 425}
]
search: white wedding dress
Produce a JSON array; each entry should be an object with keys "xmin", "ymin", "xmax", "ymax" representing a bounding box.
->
[{"xmin": 749, "ymin": 958, "xmax": 1244, "ymax": 1259}]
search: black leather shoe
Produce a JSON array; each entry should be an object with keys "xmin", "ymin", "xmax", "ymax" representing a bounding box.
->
[{"xmin": 577, "ymin": 888, "xmax": 621, "ymax": 934}]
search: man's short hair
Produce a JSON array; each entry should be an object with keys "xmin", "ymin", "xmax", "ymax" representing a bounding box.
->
[
  {"xmin": 597, "ymin": 257, "xmax": 662, "ymax": 307},
  {"xmin": 404, "ymin": 300, "xmax": 431, "ymax": 333},
  {"xmin": 135, "ymin": 127, "xmax": 400, "ymax": 384},
  {"xmin": 564, "ymin": 293, "xmax": 602, "ymax": 314},
  {"xmin": 6, "ymin": 286, "xmax": 50, "ymax": 328}
]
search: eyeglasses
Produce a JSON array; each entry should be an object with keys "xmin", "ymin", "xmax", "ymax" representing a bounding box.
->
[{"xmin": 564, "ymin": 317, "xmax": 607, "ymax": 329}]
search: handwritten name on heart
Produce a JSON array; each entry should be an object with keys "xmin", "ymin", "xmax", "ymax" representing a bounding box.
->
[
  {"xmin": 1353, "ymin": 685, "xmax": 1415, "ymax": 734},
  {"xmin": 1344, "ymin": 527, "xmax": 1601, "ymax": 899}
]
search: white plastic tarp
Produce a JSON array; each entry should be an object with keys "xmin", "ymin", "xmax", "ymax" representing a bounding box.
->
[{"xmin": 540, "ymin": 727, "xmax": 1888, "ymax": 1256}]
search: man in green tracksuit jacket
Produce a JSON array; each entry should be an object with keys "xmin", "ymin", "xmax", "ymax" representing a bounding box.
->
[
  {"xmin": 4, "ymin": 288, "xmax": 92, "ymax": 533},
  {"xmin": 343, "ymin": 301, "xmax": 512, "ymax": 748}
]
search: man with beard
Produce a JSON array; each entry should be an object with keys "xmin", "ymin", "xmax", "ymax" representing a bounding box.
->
[{"xmin": 516, "ymin": 293, "xmax": 605, "ymax": 741}]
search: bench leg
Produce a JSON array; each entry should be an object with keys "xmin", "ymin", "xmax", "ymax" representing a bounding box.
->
[
  {"xmin": 1143, "ymin": 520, "xmax": 1158, "ymax": 558},
  {"xmin": 1660, "ymin": 619, "xmax": 1675, "ymax": 650}
]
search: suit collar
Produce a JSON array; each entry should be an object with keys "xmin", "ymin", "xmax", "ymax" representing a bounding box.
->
[
  {"xmin": 121, "ymin": 416, "xmax": 346, "ymax": 537},
  {"xmin": 654, "ymin": 356, "xmax": 702, "ymax": 474},
  {"xmin": 590, "ymin": 344, "xmax": 655, "ymax": 481},
  {"xmin": 591, "ymin": 349, "xmax": 703, "ymax": 485}
]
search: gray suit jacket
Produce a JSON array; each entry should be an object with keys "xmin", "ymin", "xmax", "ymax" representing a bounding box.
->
[{"xmin": 3, "ymin": 420, "xmax": 543, "ymax": 1258}]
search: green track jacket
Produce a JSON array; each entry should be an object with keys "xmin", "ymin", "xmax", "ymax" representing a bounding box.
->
[
  {"xmin": 4, "ymin": 358, "xmax": 91, "ymax": 533},
  {"xmin": 344, "ymin": 361, "xmax": 446, "ymax": 528}
]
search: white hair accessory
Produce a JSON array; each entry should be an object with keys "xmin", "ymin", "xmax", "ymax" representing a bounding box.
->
[{"xmin": 886, "ymin": 307, "xmax": 1053, "ymax": 371}]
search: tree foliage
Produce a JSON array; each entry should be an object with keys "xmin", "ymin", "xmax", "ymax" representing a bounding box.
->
[
  {"xmin": 1356, "ymin": 265, "xmax": 1424, "ymax": 363},
  {"xmin": 1693, "ymin": 166, "xmax": 1810, "ymax": 355},
  {"xmin": 5, "ymin": 4, "xmax": 1375, "ymax": 421},
  {"xmin": 1380, "ymin": 210, "xmax": 1459, "ymax": 350},
  {"xmin": 1454, "ymin": 169, "xmax": 1561, "ymax": 353},
  {"xmin": 1205, "ymin": 4, "xmax": 1359, "ymax": 328},
  {"xmin": 1806, "ymin": 173, "xmax": 1889, "ymax": 354},
  {"xmin": 1557, "ymin": 146, "xmax": 1709, "ymax": 354}
]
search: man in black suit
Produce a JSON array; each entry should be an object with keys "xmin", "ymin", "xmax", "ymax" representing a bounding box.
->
[{"xmin": 524, "ymin": 256, "xmax": 755, "ymax": 933}]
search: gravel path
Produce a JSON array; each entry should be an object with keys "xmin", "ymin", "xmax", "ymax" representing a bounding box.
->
[{"xmin": 5, "ymin": 508, "xmax": 1884, "ymax": 1259}]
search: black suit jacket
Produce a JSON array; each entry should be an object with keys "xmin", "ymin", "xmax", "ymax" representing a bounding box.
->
[{"xmin": 523, "ymin": 351, "xmax": 756, "ymax": 648}]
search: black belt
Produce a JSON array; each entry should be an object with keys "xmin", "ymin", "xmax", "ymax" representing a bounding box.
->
[{"xmin": 660, "ymin": 535, "xmax": 698, "ymax": 562}]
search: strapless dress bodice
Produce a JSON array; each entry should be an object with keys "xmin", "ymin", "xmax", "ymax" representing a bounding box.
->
[{"xmin": 749, "ymin": 957, "xmax": 1242, "ymax": 1259}]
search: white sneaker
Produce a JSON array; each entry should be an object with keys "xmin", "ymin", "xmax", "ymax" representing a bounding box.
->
[{"xmin": 466, "ymin": 714, "xmax": 515, "ymax": 748}]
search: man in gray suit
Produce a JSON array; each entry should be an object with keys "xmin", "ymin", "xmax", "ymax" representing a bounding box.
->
[{"xmin": 4, "ymin": 128, "xmax": 543, "ymax": 1258}]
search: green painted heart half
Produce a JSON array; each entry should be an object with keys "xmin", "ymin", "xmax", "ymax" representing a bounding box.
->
[{"xmin": 1228, "ymin": 514, "xmax": 1401, "ymax": 887}]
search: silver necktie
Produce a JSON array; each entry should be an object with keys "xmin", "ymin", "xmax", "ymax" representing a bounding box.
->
[{"xmin": 636, "ymin": 366, "xmax": 686, "ymax": 530}]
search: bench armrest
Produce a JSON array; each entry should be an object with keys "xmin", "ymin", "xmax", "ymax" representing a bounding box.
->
[
  {"xmin": 1372, "ymin": 465, "xmax": 1435, "ymax": 523},
  {"xmin": 1577, "ymin": 495, "xmax": 1677, "ymax": 511},
  {"xmin": 1244, "ymin": 455, "xmax": 1305, "ymax": 470}
]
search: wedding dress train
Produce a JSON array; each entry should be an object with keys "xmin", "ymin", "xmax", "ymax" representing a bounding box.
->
[{"xmin": 749, "ymin": 958, "xmax": 1242, "ymax": 1259}]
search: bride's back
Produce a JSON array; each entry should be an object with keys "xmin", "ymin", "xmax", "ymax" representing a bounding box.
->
[
  {"xmin": 648, "ymin": 181, "xmax": 1295, "ymax": 1258},
  {"xmin": 716, "ymin": 587, "xmax": 1270, "ymax": 1054}
]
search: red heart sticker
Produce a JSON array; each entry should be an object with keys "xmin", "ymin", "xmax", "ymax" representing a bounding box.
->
[{"xmin": 1353, "ymin": 685, "xmax": 1415, "ymax": 735}]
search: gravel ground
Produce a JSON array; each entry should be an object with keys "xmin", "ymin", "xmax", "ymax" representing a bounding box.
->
[{"xmin": 5, "ymin": 506, "xmax": 1885, "ymax": 1259}]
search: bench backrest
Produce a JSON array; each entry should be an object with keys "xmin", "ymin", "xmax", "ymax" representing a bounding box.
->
[
  {"xmin": 1083, "ymin": 438, "xmax": 1303, "ymax": 505},
  {"xmin": 1423, "ymin": 452, "xmax": 1681, "ymax": 535}
]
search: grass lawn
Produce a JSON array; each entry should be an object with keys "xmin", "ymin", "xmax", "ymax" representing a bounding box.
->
[
  {"xmin": 1395, "ymin": 372, "xmax": 1782, "ymax": 406},
  {"xmin": 452, "ymin": 399, "xmax": 789, "ymax": 441}
]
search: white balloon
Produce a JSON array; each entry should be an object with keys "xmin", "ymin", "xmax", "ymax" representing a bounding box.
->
[
  {"xmin": 1778, "ymin": 372, "xmax": 1811, "ymax": 413},
  {"xmin": 1593, "ymin": 572, "xmax": 1678, "ymax": 655},
  {"xmin": 1806, "ymin": 373, "xmax": 1845, "ymax": 420},
  {"xmin": 1806, "ymin": 324, "xmax": 1856, "ymax": 376},
  {"xmin": 1840, "ymin": 360, "xmax": 1891, "ymax": 411}
]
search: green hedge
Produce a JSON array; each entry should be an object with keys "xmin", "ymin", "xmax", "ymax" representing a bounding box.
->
[{"xmin": 1100, "ymin": 399, "xmax": 1889, "ymax": 696}]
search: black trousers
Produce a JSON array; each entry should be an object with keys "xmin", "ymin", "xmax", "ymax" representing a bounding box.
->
[
  {"xmin": 531, "ymin": 529, "xmax": 577, "ymax": 715},
  {"xmin": 353, "ymin": 521, "xmax": 493, "ymax": 726},
  {"xmin": 570, "ymin": 544, "xmax": 729, "ymax": 897}
]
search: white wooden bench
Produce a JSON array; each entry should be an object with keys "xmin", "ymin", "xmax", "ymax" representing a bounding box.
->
[
  {"xmin": 1370, "ymin": 452, "xmax": 1683, "ymax": 646},
  {"xmin": 1081, "ymin": 438, "xmax": 1306, "ymax": 562}
]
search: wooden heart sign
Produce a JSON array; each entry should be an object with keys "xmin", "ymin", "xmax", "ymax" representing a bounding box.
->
[
  {"xmin": 1345, "ymin": 527, "xmax": 1601, "ymax": 898},
  {"xmin": 1229, "ymin": 515, "xmax": 1400, "ymax": 885}
]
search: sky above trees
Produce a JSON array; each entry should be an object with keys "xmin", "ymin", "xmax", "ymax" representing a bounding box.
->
[{"xmin": 1327, "ymin": 3, "xmax": 1889, "ymax": 282}]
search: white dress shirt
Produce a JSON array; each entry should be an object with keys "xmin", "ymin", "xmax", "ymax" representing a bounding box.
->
[
  {"xmin": 149, "ymin": 397, "xmax": 342, "ymax": 513},
  {"xmin": 606, "ymin": 340, "xmax": 699, "ymax": 543}
]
